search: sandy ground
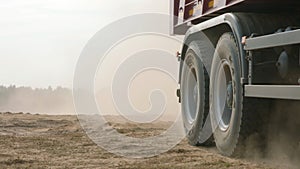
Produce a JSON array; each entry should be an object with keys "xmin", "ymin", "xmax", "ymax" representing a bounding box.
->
[{"xmin": 0, "ymin": 112, "xmax": 297, "ymax": 169}]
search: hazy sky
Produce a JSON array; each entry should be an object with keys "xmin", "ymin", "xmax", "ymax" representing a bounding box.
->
[{"xmin": 0, "ymin": 0, "xmax": 169, "ymax": 88}]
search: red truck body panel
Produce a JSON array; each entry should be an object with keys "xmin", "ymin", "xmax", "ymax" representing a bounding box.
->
[{"xmin": 171, "ymin": 0, "xmax": 300, "ymax": 35}]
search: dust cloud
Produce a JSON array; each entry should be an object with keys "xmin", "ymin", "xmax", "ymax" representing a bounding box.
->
[
  {"xmin": 1, "ymin": 85, "xmax": 299, "ymax": 168},
  {"xmin": 265, "ymin": 100, "xmax": 300, "ymax": 168},
  {"xmin": 243, "ymin": 99, "xmax": 300, "ymax": 169},
  {"xmin": 0, "ymin": 85, "xmax": 74, "ymax": 115}
]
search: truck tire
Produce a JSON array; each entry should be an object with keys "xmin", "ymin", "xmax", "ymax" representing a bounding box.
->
[
  {"xmin": 210, "ymin": 32, "xmax": 268, "ymax": 156},
  {"xmin": 180, "ymin": 47, "xmax": 212, "ymax": 146}
]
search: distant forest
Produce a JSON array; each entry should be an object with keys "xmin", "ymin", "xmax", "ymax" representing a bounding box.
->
[{"xmin": 0, "ymin": 85, "xmax": 75, "ymax": 115}]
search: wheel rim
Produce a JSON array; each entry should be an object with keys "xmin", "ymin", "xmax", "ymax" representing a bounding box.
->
[
  {"xmin": 213, "ymin": 60, "xmax": 233, "ymax": 131},
  {"xmin": 183, "ymin": 66, "xmax": 199, "ymax": 125}
]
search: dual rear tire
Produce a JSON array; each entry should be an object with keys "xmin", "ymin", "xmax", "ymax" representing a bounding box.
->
[
  {"xmin": 210, "ymin": 33, "xmax": 244, "ymax": 156},
  {"xmin": 181, "ymin": 33, "xmax": 266, "ymax": 156},
  {"xmin": 180, "ymin": 45, "xmax": 212, "ymax": 146}
]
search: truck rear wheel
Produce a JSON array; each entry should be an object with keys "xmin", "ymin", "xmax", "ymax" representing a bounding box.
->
[
  {"xmin": 210, "ymin": 33, "xmax": 267, "ymax": 156},
  {"xmin": 180, "ymin": 47, "xmax": 212, "ymax": 146}
]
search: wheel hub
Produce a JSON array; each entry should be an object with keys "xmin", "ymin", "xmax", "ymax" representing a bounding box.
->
[
  {"xmin": 182, "ymin": 66, "xmax": 198, "ymax": 125},
  {"xmin": 193, "ymin": 85, "xmax": 198, "ymax": 103},
  {"xmin": 213, "ymin": 60, "xmax": 233, "ymax": 132},
  {"xmin": 226, "ymin": 82, "xmax": 233, "ymax": 108}
]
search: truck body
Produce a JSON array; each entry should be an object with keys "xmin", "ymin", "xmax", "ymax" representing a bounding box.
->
[
  {"xmin": 172, "ymin": 0, "xmax": 300, "ymax": 156},
  {"xmin": 171, "ymin": 0, "xmax": 300, "ymax": 35}
]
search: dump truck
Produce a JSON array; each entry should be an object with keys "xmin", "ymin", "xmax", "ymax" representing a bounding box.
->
[{"xmin": 172, "ymin": 0, "xmax": 300, "ymax": 156}]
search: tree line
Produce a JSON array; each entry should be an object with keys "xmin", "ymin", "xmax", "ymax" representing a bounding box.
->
[{"xmin": 0, "ymin": 85, "xmax": 75, "ymax": 115}]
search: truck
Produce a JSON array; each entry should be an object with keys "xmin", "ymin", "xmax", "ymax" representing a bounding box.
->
[{"xmin": 171, "ymin": 0, "xmax": 300, "ymax": 156}]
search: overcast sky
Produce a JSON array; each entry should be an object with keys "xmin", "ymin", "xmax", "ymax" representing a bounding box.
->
[{"xmin": 0, "ymin": 0, "xmax": 169, "ymax": 88}]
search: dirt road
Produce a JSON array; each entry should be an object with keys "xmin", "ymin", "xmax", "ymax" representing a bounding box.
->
[{"xmin": 0, "ymin": 113, "xmax": 296, "ymax": 169}]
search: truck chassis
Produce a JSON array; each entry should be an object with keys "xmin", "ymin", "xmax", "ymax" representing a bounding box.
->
[{"xmin": 172, "ymin": 0, "xmax": 300, "ymax": 156}]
